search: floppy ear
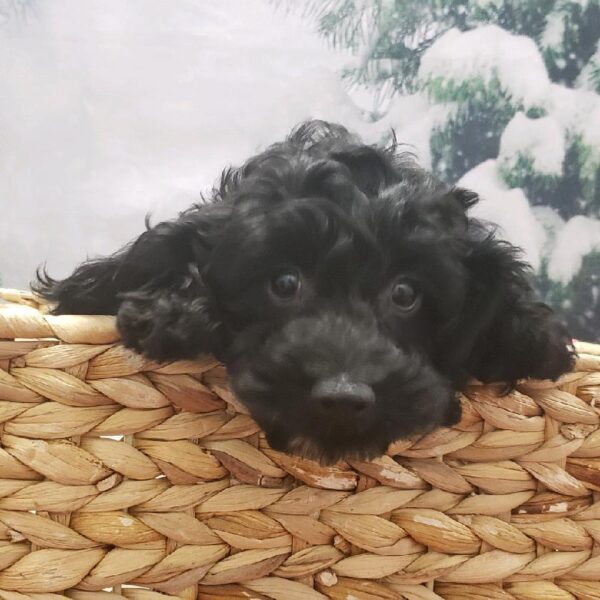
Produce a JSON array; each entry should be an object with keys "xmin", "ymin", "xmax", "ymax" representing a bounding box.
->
[
  {"xmin": 34, "ymin": 204, "xmax": 230, "ymax": 361},
  {"xmin": 451, "ymin": 227, "xmax": 575, "ymax": 385}
]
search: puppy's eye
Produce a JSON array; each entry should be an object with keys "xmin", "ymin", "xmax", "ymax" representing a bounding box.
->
[
  {"xmin": 270, "ymin": 269, "xmax": 301, "ymax": 301},
  {"xmin": 391, "ymin": 279, "xmax": 420, "ymax": 313}
]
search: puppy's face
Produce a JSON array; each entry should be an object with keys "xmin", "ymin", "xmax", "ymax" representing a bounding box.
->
[
  {"xmin": 204, "ymin": 181, "xmax": 473, "ymax": 462},
  {"xmin": 39, "ymin": 121, "xmax": 573, "ymax": 463}
]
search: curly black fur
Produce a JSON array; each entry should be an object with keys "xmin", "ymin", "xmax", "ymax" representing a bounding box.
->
[{"xmin": 34, "ymin": 120, "xmax": 575, "ymax": 463}]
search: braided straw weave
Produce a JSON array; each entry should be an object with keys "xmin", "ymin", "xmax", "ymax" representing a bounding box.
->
[{"xmin": 0, "ymin": 291, "xmax": 600, "ymax": 600}]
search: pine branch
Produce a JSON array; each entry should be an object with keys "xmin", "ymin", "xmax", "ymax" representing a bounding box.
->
[{"xmin": 591, "ymin": 62, "xmax": 600, "ymax": 93}]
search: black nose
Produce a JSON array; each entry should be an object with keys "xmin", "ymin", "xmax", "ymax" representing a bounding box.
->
[{"xmin": 311, "ymin": 374, "xmax": 376, "ymax": 414}]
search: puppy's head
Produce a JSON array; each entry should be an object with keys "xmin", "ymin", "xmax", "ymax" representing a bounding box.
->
[
  {"xmin": 194, "ymin": 122, "xmax": 573, "ymax": 462},
  {"xmin": 38, "ymin": 121, "xmax": 574, "ymax": 463}
]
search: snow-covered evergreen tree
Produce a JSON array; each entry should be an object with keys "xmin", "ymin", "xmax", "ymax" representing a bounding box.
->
[{"xmin": 302, "ymin": 0, "xmax": 600, "ymax": 341}]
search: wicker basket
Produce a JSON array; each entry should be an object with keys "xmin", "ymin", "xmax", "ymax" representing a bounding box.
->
[{"xmin": 0, "ymin": 291, "xmax": 600, "ymax": 600}]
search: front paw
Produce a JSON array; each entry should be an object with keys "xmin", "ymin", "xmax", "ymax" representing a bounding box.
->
[
  {"xmin": 527, "ymin": 319, "xmax": 576, "ymax": 381},
  {"xmin": 116, "ymin": 292, "xmax": 200, "ymax": 362},
  {"xmin": 443, "ymin": 395, "xmax": 463, "ymax": 427},
  {"xmin": 474, "ymin": 309, "xmax": 575, "ymax": 385}
]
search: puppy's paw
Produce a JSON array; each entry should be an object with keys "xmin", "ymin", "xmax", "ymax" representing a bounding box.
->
[
  {"xmin": 475, "ymin": 306, "xmax": 575, "ymax": 385},
  {"xmin": 525, "ymin": 318, "xmax": 575, "ymax": 381},
  {"xmin": 443, "ymin": 395, "xmax": 463, "ymax": 427},
  {"xmin": 117, "ymin": 291, "xmax": 204, "ymax": 362}
]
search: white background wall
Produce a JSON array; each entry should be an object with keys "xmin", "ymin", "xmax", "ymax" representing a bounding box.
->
[{"xmin": 1, "ymin": 0, "xmax": 370, "ymax": 288}]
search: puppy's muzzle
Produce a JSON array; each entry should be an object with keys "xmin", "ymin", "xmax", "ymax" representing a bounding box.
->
[{"xmin": 311, "ymin": 373, "xmax": 375, "ymax": 418}]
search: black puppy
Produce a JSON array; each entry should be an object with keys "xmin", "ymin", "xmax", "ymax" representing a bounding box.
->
[{"xmin": 35, "ymin": 121, "xmax": 574, "ymax": 463}]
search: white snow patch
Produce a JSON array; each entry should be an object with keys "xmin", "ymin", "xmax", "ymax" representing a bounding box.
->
[
  {"xmin": 541, "ymin": 12, "xmax": 565, "ymax": 49},
  {"xmin": 366, "ymin": 93, "xmax": 454, "ymax": 168},
  {"xmin": 581, "ymin": 103, "xmax": 600, "ymax": 150},
  {"xmin": 459, "ymin": 160, "xmax": 546, "ymax": 270},
  {"xmin": 548, "ymin": 216, "xmax": 600, "ymax": 283},
  {"xmin": 499, "ymin": 112, "xmax": 565, "ymax": 176},
  {"xmin": 576, "ymin": 40, "xmax": 600, "ymax": 91},
  {"xmin": 419, "ymin": 25, "xmax": 551, "ymax": 107},
  {"xmin": 548, "ymin": 84, "xmax": 600, "ymax": 138},
  {"xmin": 532, "ymin": 206, "xmax": 566, "ymax": 258}
]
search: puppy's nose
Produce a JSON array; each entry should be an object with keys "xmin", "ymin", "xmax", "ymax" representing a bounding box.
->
[{"xmin": 311, "ymin": 374, "xmax": 375, "ymax": 414}]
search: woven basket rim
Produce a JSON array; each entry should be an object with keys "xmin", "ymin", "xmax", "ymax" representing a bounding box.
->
[{"xmin": 0, "ymin": 289, "xmax": 600, "ymax": 599}]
